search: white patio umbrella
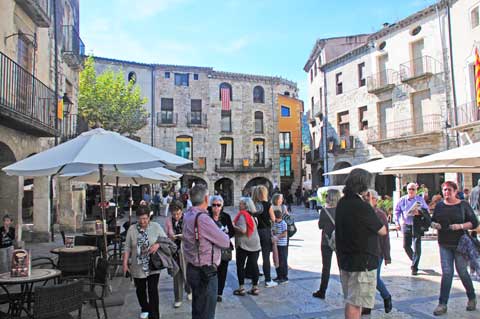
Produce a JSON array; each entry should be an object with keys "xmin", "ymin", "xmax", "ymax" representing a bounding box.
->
[
  {"xmin": 2, "ymin": 128, "xmax": 192, "ymax": 256},
  {"xmin": 324, "ymin": 155, "xmax": 419, "ymax": 175},
  {"xmin": 63, "ymin": 167, "xmax": 181, "ymax": 184}
]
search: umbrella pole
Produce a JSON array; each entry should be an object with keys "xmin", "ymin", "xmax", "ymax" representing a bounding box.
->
[
  {"xmin": 115, "ymin": 176, "xmax": 119, "ymax": 232},
  {"xmin": 99, "ymin": 165, "xmax": 108, "ymax": 258},
  {"xmin": 129, "ymin": 184, "xmax": 132, "ymax": 226}
]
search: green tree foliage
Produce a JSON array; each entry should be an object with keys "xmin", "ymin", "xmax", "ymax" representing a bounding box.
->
[{"xmin": 79, "ymin": 56, "xmax": 148, "ymax": 135}]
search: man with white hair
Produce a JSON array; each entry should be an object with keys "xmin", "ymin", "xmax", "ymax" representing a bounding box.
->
[{"xmin": 394, "ymin": 182, "xmax": 429, "ymax": 275}]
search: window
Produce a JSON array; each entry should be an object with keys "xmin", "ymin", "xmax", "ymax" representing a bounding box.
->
[
  {"xmin": 310, "ymin": 69, "xmax": 313, "ymax": 82},
  {"xmin": 174, "ymin": 73, "xmax": 189, "ymax": 86},
  {"xmin": 253, "ymin": 86, "xmax": 265, "ymax": 103},
  {"xmin": 279, "ymin": 132, "xmax": 291, "ymax": 150},
  {"xmin": 253, "ymin": 139, "xmax": 265, "ymax": 166},
  {"xmin": 191, "ymin": 99, "xmax": 202, "ymax": 124},
  {"xmin": 221, "ymin": 110, "xmax": 231, "ymax": 132},
  {"xmin": 319, "ymin": 87, "xmax": 323, "ymax": 110},
  {"xmin": 254, "ymin": 111, "xmax": 263, "ymax": 133},
  {"xmin": 378, "ymin": 41, "xmax": 386, "ymax": 50},
  {"xmin": 219, "ymin": 82, "xmax": 233, "ymax": 101},
  {"xmin": 358, "ymin": 62, "xmax": 366, "ymax": 87},
  {"xmin": 219, "ymin": 138, "xmax": 233, "ymax": 166},
  {"xmin": 193, "ymin": 73, "xmax": 199, "ymax": 80},
  {"xmin": 358, "ymin": 106, "xmax": 368, "ymax": 130},
  {"xmin": 336, "ymin": 72, "xmax": 343, "ymax": 94},
  {"xmin": 318, "ymin": 54, "xmax": 322, "ymax": 65},
  {"xmin": 280, "ymin": 155, "xmax": 292, "ymax": 177},
  {"xmin": 472, "ymin": 6, "xmax": 479, "ymax": 29},
  {"xmin": 411, "ymin": 26, "xmax": 422, "ymax": 36},
  {"xmin": 128, "ymin": 71, "xmax": 137, "ymax": 84},
  {"xmin": 164, "ymin": 72, "xmax": 170, "ymax": 79},
  {"xmin": 284, "ymin": 91, "xmax": 290, "ymax": 96},
  {"xmin": 281, "ymin": 106, "xmax": 290, "ymax": 117},
  {"xmin": 337, "ymin": 111, "xmax": 350, "ymax": 136},
  {"xmin": 160, "ymin": 98, "xmax": 174, "ymax": 124},
  {"xmin": 176, "ymin": 136, "xmax": 192, "ymax": 160},
  {"xmin": 314, "ymin": 61, "xmax": 317, "ymax": 77},
  {"xmin": 311, "ymin": 97, "xmax": 314, "ymax": 110},
  {"xmin": 17, "ymin": 34, "xmax": 33, "ymax": 72}
]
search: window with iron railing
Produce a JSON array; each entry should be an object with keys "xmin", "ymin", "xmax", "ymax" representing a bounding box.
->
[
  {"xmin": 191, "ymin": 99, "xmax": 202, "ymax": 125},
  {"xmin": 280, "ymin": 155, "xmax": 292, "ymax": 176},
  {"xmin": 254, "ymin": 111, "xmax": 263, "ymax": 133},
  {"xmin": 221, "ymin": 110, "xmax": 231, "ymax": 132},
  {"xmin": 279, "ymin": 132, "xmax": 291, "ymax": 150},
  {"xmin": 160, "ymin": 98, "xmax": 174, "ymax": 124}
]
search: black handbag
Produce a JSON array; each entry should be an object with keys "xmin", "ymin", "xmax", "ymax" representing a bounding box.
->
[{"xmin": 221, "ymin": 248, "xmax": 232, "ymax": 262}]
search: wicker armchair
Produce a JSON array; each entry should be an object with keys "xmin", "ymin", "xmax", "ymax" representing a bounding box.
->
[
  {"xmin": 81, "ymin": 258, "xmax": 109, "ymax": 319},
  {"xmin": 57, "ymin": 251, "xmax": 94, "ymax": 282},
  {"xmin": 33, "ymin": 281, "xmax": 84, "ymax": 319}
]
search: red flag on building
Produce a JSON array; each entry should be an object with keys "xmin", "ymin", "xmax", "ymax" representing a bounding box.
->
[
  {"xmin": 221, "ymin": 87, "xmax": 231, "ymax": 111},
  {"xmin": 475, "ymin": 48, "xmax": 480, "ymax": 107}
]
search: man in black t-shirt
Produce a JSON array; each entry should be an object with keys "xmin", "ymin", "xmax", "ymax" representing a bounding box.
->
[{"xmin": 335, "ymin": 169, "xmax": 387, "ymax": 319}]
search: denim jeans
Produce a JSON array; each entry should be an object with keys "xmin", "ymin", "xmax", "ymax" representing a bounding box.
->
[
  {"xmin": 403, "ymin": 225, "xmax": 422, "ymax": 270},
  {"xmin": 377, "ymin": 258, "xmax": 391, "ymax": 300},
  {"xmin": 186, "ymin": 264, "xmax": 218, "ymax": 319},
  {"xmin": 439, "ymin": 245, "xmax": 476, "ymax": 305},
  {"xmin": 276, "ymin": 245, "xmax": 288, "ymax": 280}
]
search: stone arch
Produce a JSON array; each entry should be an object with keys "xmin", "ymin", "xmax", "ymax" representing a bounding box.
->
[
  {"xmin": 181, "ymin": 175, "xmax": 207, "ymax": 189},
  {"xmin": 214, "ymin": 178, "xmax": 234, "ymax": 206},
  {"xmin": 0, "ymin": 142, "xmax": 20, "ymax": 221},
  {"xmin": 332, "ymin": 161, "xmax": 351, "ymax": 185},
  {"xmin": 243, "ymin": 177, "xmax": 273, "ymax": 197}
]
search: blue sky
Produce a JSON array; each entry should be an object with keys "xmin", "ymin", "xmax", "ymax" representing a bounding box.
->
[{"xmin": 80, "ymin": 0, "xmax": 436, "ymax": 103}]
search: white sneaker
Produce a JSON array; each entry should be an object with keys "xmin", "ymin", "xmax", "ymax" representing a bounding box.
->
[
  {"xmin": 174, "ymin": 301, "xmax": 182, "ymax": 308},
  {"xmin": 140, "ymin": 312, "xmax": 149, "ymax": 319},
  {"xmin": 264, "ymin": 281, "xmax": 278, "ymax": 288},
  {"xmin": 187, "ymin": 293, "xmax": 192, "ymax": 300}
]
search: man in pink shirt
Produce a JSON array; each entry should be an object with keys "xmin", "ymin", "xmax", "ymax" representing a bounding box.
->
[{"xmin": 183, "ymin": 185, "xmax": 230, "ymax": 319}]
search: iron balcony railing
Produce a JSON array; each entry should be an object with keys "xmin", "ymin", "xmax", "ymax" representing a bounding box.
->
[
  {"xmin": 367, "ymin": 114, "xmax": 443, "ymax": 143},
  {"xmin": 456, "ymin": 101, "xmax": 480, "ymax": 127},
  {"xmin": 367, "ymin": 69, "xmax": 398, "ymax": 94},
  {"xmin": 399, "ymin": 56, "xmax": 441, "ymax": 83},
  {"xmin": 0, "ymin": 51, "xmax": 57, "ymax": 136},
  {"xmin": 156, "ymin": 112, "xmax": 177, "ymax": 126},
  {"xmin": 60, "ymin": 114, "xmax": 89, "ymax": 142},
  {"xmin": 186, "ymin": 112, "xmax": 207, "ymax": 127},
  {"xmin": 280, "ymin": 170, "xmax": 294, "ymax": 178},
  {"xmin": 215, "ymin": 158, "xmax": 273, "ymax": 172},
  {"xmin": 62, "ymin": 25, "xmax": 85, "ymax": 69},
  {"xmin": 15, "ymin": 0, "xmax": 51, "ymax": 27}
]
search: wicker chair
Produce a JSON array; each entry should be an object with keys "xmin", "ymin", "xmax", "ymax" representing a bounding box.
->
[
  {"xmin": 81, "ymin": 258, "xmax": 109, "ymax": 319},
  {"xmin": 57, "ymin": 251, "xmax": 94, "ymax": 282},
  {"xmin": 31, "ymin": 257, "xmax": 57, "ymax": 270},
  {"xmin": 33, "ymin": 281, "xmax": 84, "ymax": 319}
]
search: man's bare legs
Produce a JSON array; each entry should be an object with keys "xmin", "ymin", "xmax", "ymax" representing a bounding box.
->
[{"xmin": 345, "ymin": 303, "xmax": 361, "ymax": 319}]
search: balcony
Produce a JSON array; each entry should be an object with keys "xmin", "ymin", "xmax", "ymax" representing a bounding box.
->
[
  {"xmin": 62, "ymin": 25, "xmax": 85, "ymax": 69},
  {"xmin": 367, "ymin": 114, "xmax": 443, "ymax": 144},
  {"xmin": 214, "ymin": 158, "xmax": 273, "ymax": 173},
  {"xmin": 60, "ymin": 114, "xmax": 89, "ymax": 142},
  {"xmin": 400, "ymin": 56, "xmax": 441, "ymax": 84},
  {"xmin": 279, "ymin": 144, "xmax": 293, "ymax": 153},
  {"xmin": 454, "ymin": 101, "xmax": 480, "ymax": 129},
  {"xmin": 337, "ymin": 135, "xmax": 356, "ymax": 152},
  {"xmin": 15, "ymin": 0, "xmax": 51, "ymax": 27},
  {"xmin": 186, "ymin": 113, "xmax": 207, "ymax": 128},
  {"xmin": 280, "ymin": 170, "xmax": 294, "ymax": 179},
  {"xmin": 305, "ymin": 147, "xmax": 323, "ymax": 165},
  {"xmin": 176, "ymin": 157, "xmax": 207, "ymax": 173},
  {"xmin": 367, "ymin": 69, "xmax": 398, "ymax": 94},
  {"xmin": 156, "ymin": 112, "xmax": 177, "ymax": 127},
  {"xmin": 0, "ymin": 51, "xmax": 57, "ymax": 136}
]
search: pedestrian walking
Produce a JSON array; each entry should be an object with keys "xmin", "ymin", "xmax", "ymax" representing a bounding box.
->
[
  {"xmin": 233, "ymin": 197, "xmax": 261, "ymax": 296},
  {"xmin": 123, "ymin": 207, "xmax": 166, "ymax": 319},
  {"xmin": 394, "ymin": 182, "xmax": 429, "ymax": 275},
  {"xmin": 182, "ymin": 185, "xmax": 230, "ymax": 319},
  {"xmin": 430, "ymin": 181, "xmax": 478, "ymax": 316},
  {"xmin": 335, "ymin": 168, "xmax": 387, "ymax": 319},
  {"xmin": 152, "ymin": 191, "xmax": 161, "ymax": 216},
  {"xmin": 164, "ymin": 200, "xmax": 192, "ymax": 308},
  {"xmin": 208, "ymin": 195, "xmax": 235, "ymax": 302},
  {"xmin": 313, "ymin": 189, "xmax": 341, "ymax": 299},
  {"xmin": 0, "ymin": 215, "xmax": 15, "ymax": 274}
]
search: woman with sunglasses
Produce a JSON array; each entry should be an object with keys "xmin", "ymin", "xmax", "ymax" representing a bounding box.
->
[
  {"xmin": 431, "ymin": 181, "xmax": 478, "ymax": 316},
  {"xmin": 208, "ymin": 195, "xmax": 234, "ymax": 302}
]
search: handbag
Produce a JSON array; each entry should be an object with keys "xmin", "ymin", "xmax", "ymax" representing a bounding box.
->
[
  {"xmin": 283, "ymin": 214, "xmax": 297, "ymax": 238},
  {"xmin": 221, "ymin": 247, "xmax": 232, "ymax": 262}
]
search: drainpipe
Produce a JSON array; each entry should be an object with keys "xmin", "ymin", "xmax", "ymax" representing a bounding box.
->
[
  {"xmin": 51, "ymin": 0, "xmax": 59, "ymax": 242},
  {"xmin": 322, "ymin": 68, "xmax": 329, "ymax": 184},
  {"xmin": 151, "ymin": 67, "xmax": 155, "ymax": 146},
  {"xmin": 446, "ymin": 2, "xmax": 458, "ymax": 144},
  {"xmin": 271, "ymin": 83, "xmax": 276, "ymax": 188}
]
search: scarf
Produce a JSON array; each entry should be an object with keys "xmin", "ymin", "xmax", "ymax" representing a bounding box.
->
[
  {"xmin": 233, "ymin": 210, "xmax": 255, "ymax": 238},
  {"xmin": 136, "ymin": 224, "xmax": 150, "ymax": 275},
  {"xmin": 172, "ymin": 216, "xmax": 183, "ymax": 247}
]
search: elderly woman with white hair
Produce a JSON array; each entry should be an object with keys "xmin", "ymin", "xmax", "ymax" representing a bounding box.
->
[
  {"xmin": 208, "ymin": 195, "xmax": 234, "ymax": 302},
  {"xmin": 233, "ymin": 197, "xmax": 262, "ymax": 296}
]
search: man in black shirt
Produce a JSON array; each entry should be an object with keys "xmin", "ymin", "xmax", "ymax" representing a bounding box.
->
[{"xmin": 335, "ymin": 169, "xmax": 387, "ymax": 319}]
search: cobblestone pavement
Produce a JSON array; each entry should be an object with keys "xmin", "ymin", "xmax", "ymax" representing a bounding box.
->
[{"xmin": 24, "ymin": 206, "xmax": 480, "ymax": 318}]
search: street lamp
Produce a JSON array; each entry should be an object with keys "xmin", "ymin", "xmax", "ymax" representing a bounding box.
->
[{"xmin": 62, "ymin": 93, "xmax": 73, "ymax": 115}]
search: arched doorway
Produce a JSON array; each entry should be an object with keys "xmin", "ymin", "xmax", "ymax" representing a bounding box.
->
[
  {"xmin": 214, "ymin": 178, "xmax": 234, "ymax": 206},
  {"xmin": 0, "ymin": 142, "xmax": 19, "ymax": 220},
  {"xmin": 332, "ymin": 161, "xmax": 351, "ymax": 185},
  {"xmin": 181, "ymin": 175, "xmax": 207, "ymax": 189},
  {"xmin": 243, "ymin": 177, "xmax": 273, "ymax": 197}
]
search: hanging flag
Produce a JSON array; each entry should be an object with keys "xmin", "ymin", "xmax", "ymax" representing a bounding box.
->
[
  {"xmin": 57, "ymin": 97, "xmax": 64, "ymax": 120},
  {"xmin": 221, "ymin": 87, "xmax": 231, "ymax": 111},
  {"xmin": 475, "ymin": 47, "xmax": 480, "ymax": 108}
]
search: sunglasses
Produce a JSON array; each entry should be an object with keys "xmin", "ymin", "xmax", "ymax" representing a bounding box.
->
[
  {"xmin": 211, "ymin": 204, "xmax": 222, "ymax": 207},
  {"xmin": 407, "ymin": 188, "xmax": 416, "ymax": 191}
]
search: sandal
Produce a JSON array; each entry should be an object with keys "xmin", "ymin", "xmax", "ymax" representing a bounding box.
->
[
  {"xmin": 233, "ymin": 288, "xmax": 246, "ymax": 296},
  {"xmin": 247, "ymin": 287, "xmax": 260, "ymax": 296}
]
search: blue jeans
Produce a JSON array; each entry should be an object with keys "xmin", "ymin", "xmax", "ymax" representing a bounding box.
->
[
  {"xmin": 403, "ymin": 225, "xmax": 422, "ymax": 271},
  {"xmin": 439, "ymin": 245, "xmax": 476, "ymax": 305},
  {"xmin": 276, "ymin": 245, "xmax": 288, "ymax": 280},
  {"xmin": 186, "ymin": 264, "xmax": 218, "ymax": 319},
  {"xmin": 377, "ymin": 258, "xmax": 391, "ymax": 300}
]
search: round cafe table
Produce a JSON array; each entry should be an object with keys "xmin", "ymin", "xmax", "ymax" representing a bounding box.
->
[
  {"xmin": 0, "ymin": 269, "xmax": 61, "ymax": 316},
  {"xmin": 50, "ymin": 245, "xmax": 97, "ymax": 254},
  {"xmin": 83, "ymin": 231, "xmax": 115, "ymax": 237}
]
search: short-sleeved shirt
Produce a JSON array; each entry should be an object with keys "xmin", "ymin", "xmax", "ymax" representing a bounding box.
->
[
  {"xmin": 273, "ymin": 220, "xmax": 288, "ymax": 246},
  {"xmin": 432, "ymin": 200, "xmax": 479, "ymax": 248},
  {"xmin": 335, "ymin": 194, "xmax": 384, "ymax": 272}
]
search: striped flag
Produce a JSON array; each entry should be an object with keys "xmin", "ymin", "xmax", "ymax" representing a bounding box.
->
[
  {"xmin": 221, "ymin": 87, "xmax": 231, "ymax": 111},
  {"xmin": 476, "ymin": 47, "xmax": 480, "ymax": 108}
]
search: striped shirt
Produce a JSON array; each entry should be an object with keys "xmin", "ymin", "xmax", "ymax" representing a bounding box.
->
[{"xmin": 273, "ymin": 220, "xmax": 288, "ymax": 246}]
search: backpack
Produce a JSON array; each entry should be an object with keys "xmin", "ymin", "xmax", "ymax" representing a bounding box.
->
[
  {"xmin": 321, "ymin": 208, "xmax": 336, "ymax": 251},
  {"xmin": 282, "ymin": 214, "xmax": 297, "ymax": 238}
]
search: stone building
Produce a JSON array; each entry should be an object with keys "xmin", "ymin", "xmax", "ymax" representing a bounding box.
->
[
  {"xmin": 304, "ymin": 1, "xmax": 457, "ymax": 194},
  {"xmin": 0, "ymin": 0, "xmax": 84, "ymax": 241},
  {"xmin": 93, "ymin": 57, "xmax": 299, "ymax": 206}
]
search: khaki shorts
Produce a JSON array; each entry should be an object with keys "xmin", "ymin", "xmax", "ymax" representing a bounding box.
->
[{"xmin": 340, "ymin": 269, "xmax": 377, "ymax": 309}]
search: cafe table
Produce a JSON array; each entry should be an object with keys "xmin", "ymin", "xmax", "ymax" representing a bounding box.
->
[
  {"xmin": 0, "ymin": 269, "xmax": 61, "ymax": 316},
  {"xmin": 50, "ymin": 245, "xmax": 98, "ymax": 254}
]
